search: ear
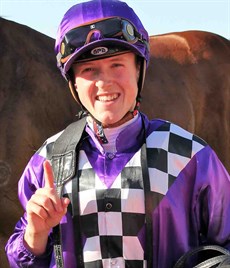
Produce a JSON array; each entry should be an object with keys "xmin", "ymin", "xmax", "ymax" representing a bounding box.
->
[
  {"xmin": 68, "ymin": 67, "xmax": 78, "ymax": 91},
  {"xmin": 74, "ymin": 83, "xmax": 78, "ymax": 92},
  {"xmin": 68, "ymin": 80, "xmax": 79, "ymax": 102},
  {"xmin": 136, "ymin": 62, "xmax": 141, "ymax": 82}
]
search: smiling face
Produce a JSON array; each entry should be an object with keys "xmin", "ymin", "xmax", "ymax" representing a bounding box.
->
[{"xmin": 72, "ymin": 52, "xmax": 140, "ymax": 126}]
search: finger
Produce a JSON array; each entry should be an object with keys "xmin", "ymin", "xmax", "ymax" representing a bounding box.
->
[
  {"xmin": 62, "ymin": 197, "xmax": 70, "ymax": 209},
  {"xmin": 27, "ymin": 201, "xmax": 49, "ymax": 220},
  {"xmin": 43, "ymin": 160, "xmax": 55, "ymax": 189},
  {"xmin": 31, "ymin": 191, "xmax": 63, "ymax": 214}
]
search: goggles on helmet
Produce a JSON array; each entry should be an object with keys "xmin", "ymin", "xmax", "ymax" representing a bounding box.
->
[{"xmin": 58, "ymin": 17, "xmax": 146, "ymax": 64}]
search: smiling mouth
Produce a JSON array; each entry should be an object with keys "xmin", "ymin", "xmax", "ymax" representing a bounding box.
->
[{"xmin": 96, "ymin": 93, "xmax": 119, "ymax": 102}]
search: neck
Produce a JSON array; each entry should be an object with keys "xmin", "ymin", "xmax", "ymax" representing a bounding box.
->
[
  {"xmin": 102, "ymin": 110, "xmax": 138, "ymax": 128},
  {"xmin": 87, "ymin": 112, "xmax": 139, "ymax": 152}
]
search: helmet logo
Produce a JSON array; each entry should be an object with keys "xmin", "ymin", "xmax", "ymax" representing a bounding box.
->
[{"xmin": 91, "ymin": 47, "xmax": 109, "ymax": 56}]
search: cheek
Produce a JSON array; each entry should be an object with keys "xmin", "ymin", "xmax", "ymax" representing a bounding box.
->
[
  {"xmin": 75, "ymin": 79, "xmax": 97, "ymax": 111},
  {"xmin": 74, "ymin": 78, "xmax": 91, "ymax": 94},
  {"xmin": 125, "ymin": 75, "xmax": 139, "ymax": 96}
]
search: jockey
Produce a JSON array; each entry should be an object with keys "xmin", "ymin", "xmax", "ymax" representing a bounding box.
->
[
  {"xmin": 5, "ymin": 1, "xmax": 230, "ymax": 267},
  {"xmin": 54, "ymin": 0, "xmax": 149, "ymax": 137}
]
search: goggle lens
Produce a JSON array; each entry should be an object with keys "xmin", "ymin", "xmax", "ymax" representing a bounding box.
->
[{"xmin": 59, "ymin": 17, "xmax": 143, "ymax": 62}]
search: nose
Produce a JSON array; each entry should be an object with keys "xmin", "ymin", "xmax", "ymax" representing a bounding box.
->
[{"xmin": 95, "ymin": 71, "xmax": 112, "ymax": 89}]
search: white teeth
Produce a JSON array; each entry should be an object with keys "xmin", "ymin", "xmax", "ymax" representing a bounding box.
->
[{"xmin": 97, "ymin": 94, "xmax": 118, "ymax": 102}]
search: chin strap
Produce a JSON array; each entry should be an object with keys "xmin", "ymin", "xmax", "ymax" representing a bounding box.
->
[{"xmin": 93, "ymin": 121, "xmax": 109, "ymax": 144}]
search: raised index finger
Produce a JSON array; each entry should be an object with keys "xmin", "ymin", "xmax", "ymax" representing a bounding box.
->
[{"xmin": 43, "ymin": 160, "xmax": 55, "ymax": 189}]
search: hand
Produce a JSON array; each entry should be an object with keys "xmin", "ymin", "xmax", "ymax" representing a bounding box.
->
[{"xmin": 24, "ymin": 160, "xmax": 70, "ymax": 255}]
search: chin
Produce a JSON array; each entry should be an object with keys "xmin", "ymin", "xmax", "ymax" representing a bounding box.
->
[{"xmin": 99, "ymin": 116, "xmax": 122, "ymax": 126}]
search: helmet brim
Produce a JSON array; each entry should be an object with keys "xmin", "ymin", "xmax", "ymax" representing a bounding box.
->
[{"xmin": 63, "ymin": 38, "xmax": 146, "ymax": 74}]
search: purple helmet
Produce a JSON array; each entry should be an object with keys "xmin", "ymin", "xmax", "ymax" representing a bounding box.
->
[{"xmin": 55, "ymin": 0, "xmax": 150, "ymax": 93}]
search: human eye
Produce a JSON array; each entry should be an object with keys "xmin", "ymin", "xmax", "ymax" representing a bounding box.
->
[
  {"xmin": 74, "ymin": 62, "xmax": 96, "ymax": 74},
  {"xmin": 111, "ymin": 62, "xmax": 123, "ymax": 68},
  {"xmin": 82, "ymin": 67, "xmax": 95, "ymax": 73}
]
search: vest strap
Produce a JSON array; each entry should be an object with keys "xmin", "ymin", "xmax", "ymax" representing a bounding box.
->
[
  {"xmin": 141, "ymin": 142, "xmax": 153, "ymax": 268},
  {"xmin": 50, "ymin": 117, "xmax": 87, "ymax": 187},
  {"xmin": 47, "ymin": 116, "xmax": 87, "ymax": 268}
]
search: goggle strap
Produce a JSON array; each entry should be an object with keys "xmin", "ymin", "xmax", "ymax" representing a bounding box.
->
[{"xmin": 85, "ymin": 29, "xmax": 101, "ymax": 45}]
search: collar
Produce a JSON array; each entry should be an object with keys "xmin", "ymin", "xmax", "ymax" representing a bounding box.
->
[{"xmin": 85, "ymin": 112, "xmax": 144, "ymax": 154}]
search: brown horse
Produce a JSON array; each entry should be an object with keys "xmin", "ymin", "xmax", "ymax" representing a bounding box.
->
[{"xmin": 0, "ymin": 18, "xmax": 229, "ymax": 267}]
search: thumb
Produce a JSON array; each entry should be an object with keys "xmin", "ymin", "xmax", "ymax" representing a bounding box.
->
[{"xmin": 43, "ymin": 160, "xmax": 55, "ymax": 188}]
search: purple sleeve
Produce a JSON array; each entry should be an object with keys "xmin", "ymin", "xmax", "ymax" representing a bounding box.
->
[
  {"xmin": 153, "ymin": 146, "xmax": 230, "ymax": 267},
  {"xmin": 194, "ymin": 146, "xmax": 230, "ymax": 246},
  {"xmin": 5, "ymin": 153, "xmax": 53, "ymax": 267}
]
